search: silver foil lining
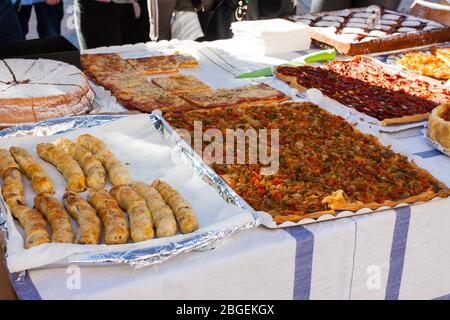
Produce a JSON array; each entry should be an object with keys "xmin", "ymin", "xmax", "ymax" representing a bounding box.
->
[{"xmin": 0, "ymin": 114, "xmax": 258, "ymax": 271}]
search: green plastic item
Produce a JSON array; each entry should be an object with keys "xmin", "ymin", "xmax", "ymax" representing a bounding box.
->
[{"xmin": 236, "ymin": 48, "xmax": 336, "ymax": 79}]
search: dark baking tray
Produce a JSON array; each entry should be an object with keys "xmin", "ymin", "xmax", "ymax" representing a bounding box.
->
[
  {"xmin": 0, "ymin": 36, "xmax": 80, "ymax": 67},
  {"xmin": 288, "ymin": 8, "xmax": 450, "ymax": 55}
]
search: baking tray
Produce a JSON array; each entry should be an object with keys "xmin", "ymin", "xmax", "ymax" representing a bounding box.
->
[
  {"xmin": 385, "ymin": 42, "xmax": 450, "ymax": 89},
  {"xmin": 0, "ymin": 114, "xmax": 258, "ymax": 272},
  {"xmin": 0, "ymin": 36, "xmax": 81, "ymax": 68},
  {"xmin": 276, "ymin": 56, "xmax": 448, "ymax": 132},
  {"xmin": 288, "ymin": 8, "xmax": 450, "ymax": 55},
  {"xmin": 66, "ymin": 41, "xmax": 450, "ymax": 228},
  {"xmin": 155, "ymin": 103, "xmax": 449, "ymax": 229}
]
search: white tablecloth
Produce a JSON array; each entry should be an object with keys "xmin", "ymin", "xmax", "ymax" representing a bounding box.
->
[
  {"xmin": 8, "ymin": 201, "xmax": 450, "ymax": 300},
  {"xmin": 5, "ymin": 39, "xmax": 450, "ymax": 300}
]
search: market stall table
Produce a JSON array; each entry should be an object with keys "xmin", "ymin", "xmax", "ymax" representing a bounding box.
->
[
  {"xmin": 1, "ymin": 39, "xmax": 450, "ymax": 300},
  {"xmin": 5, "ymin": 202, "xmax": 450, "ymax": 300}
]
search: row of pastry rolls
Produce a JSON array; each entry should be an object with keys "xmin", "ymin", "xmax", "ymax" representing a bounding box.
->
[
  {"xmin": 57, "ymin": 138, "xmax": 106, "ymax": 190},
  {"xmin": 130, "ymin": 180, "xmax": 199, "ymax": 237},
  {"xmin": 63, "ymin": 192, "xmax": 101, "ymax": 244},
  {"xmin": 18, "ymin": 135, "xmax": 129, "ymax": 245},
  {"xmin": 2, "ymin": 147, "xmax": 97, "ymax": 246},
  {"xmin": 1, "ymin": 143, "xmax": 198, "ymax": 247},
  {"xmin": 1, "ymin": 146, "xmax": 100, "ymax": 246},
  {"xmin": 0, "ymin": 149, "xmax": 50, "ymax": 248},
  {"xmin": 1, "ymin": 150, "xmax": 77, "ymax": 245},
  {"xmin": 88, "ymin": 179, "xmax": 199, "ymax": 243},
  {"xmin": 87, "ymin": 189, "xmax": 129, "ymax": 244},
  {"xmin": 31, "ymin": 134, "xmax": 129, "ymax": 193},
  {"xmin": 34, "ymin": 193, "xmax": 74, "ymax": 243},
  {"xmin": 87, "ymin": 179, "xmax": 200, "ymax": 244},
  {"xmin": 76, "ymin": 134, "xmax": 130, "ymax": 186},
  {"xmin": 28, "ymin": 178, "xmax": 199, "ymax": 246},
  {"xmin": 151, "ymin": 179, "xmax": 199, "ymax": 234},
  {"xmin": 36, "ymin": 143, "xmax": 86, "ymax": 192},
  {"xmin": 131, "ymin": 181, "xmax": 177, "ymax": 238},
  {"xmin": 9, "ymin": 147, "xmax": 54, "ymax": 194},
  {"xmin": 110, "ymin": 185, "xmax": 154, "ymax": 242},
  {"xmin": 52, "ymin": 135, "xmax": 132, "ymax": 243},
  {"xmin": 2, "ymin": 137, "xmax": 130, "ymax": 247},
  {"xmin": 0, "ymin": 177, "xmax": 198, "ymax": 247}
]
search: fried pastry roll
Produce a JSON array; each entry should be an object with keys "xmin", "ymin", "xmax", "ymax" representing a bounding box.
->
[
  {"xmin": 0, "ymin": 163, "xmax": 49, "ymax": 248},
  {"xmin": 63, "ymin": 191, "xmax": 101, "ymax": 244},
  {"xmin": 88, "ymin": 189, "xmax": 129, "ymax": 244},
  {"xmin": 110, "ymin": 185, "xmax": 154, "ymax": 242},
  {"xmin": 0, "ymin": 150, "xmax": 23, "ymax": 206},
  {"xmin": 151, "ymin": 179, "xmax": 199, "ymax": 234},
  {"xmin": 57, "ymin": 138, "xmax": 106, "ymax": 190},
  {"xmin": 8, "ymin": 202, "xmax": 50, "ymax": 248},
  {"xmin": 9, "ymin": 147, "xmax": 55, "ymax": 194},
  {"xmin": 34, "ymin": 193, "xmax": 74, "ymax": 243},
  {"xmin": 130, "ymin": 181, "xmax": 177, "ymax": 237},
  {"xmin": 36, "ymin": 143, "xmax": 85, "ymax": 192},
  {"xmin": 76, "ymin": 134, "xmax": 130, "ymax": 186},
  {"xmin": 1, "ymin": 168, "xmax": 25, "ymax": 208},
  {"xmin": 0, "ymin": 149, "xmax": 20, "ymax": 177}
]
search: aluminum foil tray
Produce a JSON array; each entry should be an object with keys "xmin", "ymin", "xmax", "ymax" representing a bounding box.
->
[{"xmin": 0, "ymin": 114, "xmax": 258, "ymax": 272}]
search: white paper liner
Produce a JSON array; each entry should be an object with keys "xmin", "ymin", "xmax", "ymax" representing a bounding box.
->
[{"xmin": 88, "ymin": 81, "xmax": 128, "ymax": 114}]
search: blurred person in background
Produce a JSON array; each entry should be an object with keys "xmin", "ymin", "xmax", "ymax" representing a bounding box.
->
[
  {"xmin": 151, "ymin": 0, "xmax": 198, "ymax": 41},
  {"xmin": 74, "ymin": 0, "xmax": 199, "ymax": 49},
  {"xmin": 74, "ymin": 0, "xmax": 295, "ymax": 49},
  {"xmin": 310, "ymin": 0, "xmax": 401, "ymax": 12},
  {"xmin": 16, "ymin": 0, "xmax": 64, "ymax": 38},
  {"xmin": 194, "ymin": 0, "xmax": 295, "ymax": 40},
  {"xmin": 148, "ymin": 0, "xmax": 295, "ymax": 42},
  {"xmin": 74, "ymin": 0, "xmax": 151, "ymax": 49},
  {"xmin": 0, "ymin": 0, "xmax": 23, "ymax": 42}
]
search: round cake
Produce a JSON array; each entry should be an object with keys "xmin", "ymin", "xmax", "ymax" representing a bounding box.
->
[
  {"xmin": 428, "ymin": 103, "xmax": 450, "ymax": 152},
  {"xmin": 0, "ymin": 58, "xmax": 94, "ymax": 125}
]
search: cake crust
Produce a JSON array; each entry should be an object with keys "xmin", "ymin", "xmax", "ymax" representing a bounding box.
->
[
  {"xmin": 0, "ymin": 58, "xmax": 94, "ymax": 125},
  {"xmin": 428, "ymin": 103, "xmax": 450, "ymax": 152}
]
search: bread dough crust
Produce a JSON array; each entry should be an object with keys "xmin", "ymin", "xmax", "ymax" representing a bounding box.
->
[
  {"xmin": 0, "ymin": 58, "xmax": 93, "ymax": 125},
  {"xmin": 428, "ymin": 103, "xmax": 450, "ymax": 152}
]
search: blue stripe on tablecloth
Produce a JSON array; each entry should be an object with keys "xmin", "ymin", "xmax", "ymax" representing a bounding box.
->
[
  {"xmin": 433, "ymin": 293, "xmax": 450, "ymax": 300},
  {"xmin": 385, "ymin": 206, "xmax": 411, "ymax": 300},
  {"xmin": 2, "ymin": 257, "xmax": 41, "ymax": 300},
  {"xmin": 413, "ymin": 149, "xmax": 442, "ymax": 159},
  {"xmin": 285, "ymin": 226, "xmax": 314, "ymax": 300}
]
